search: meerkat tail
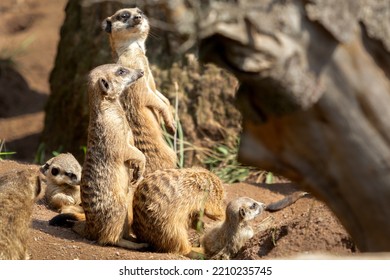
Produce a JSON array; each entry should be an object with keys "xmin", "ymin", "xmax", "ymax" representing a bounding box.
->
[
  {"xmin": 265, "ymin": 191, "xmax": 309, "ymax": 212},
  {"xmin": 117, "ymin": 239, "xmax": 149, "ymax": 250},
  {"xmin": 49, "ymin": 212, "xmax": 86, "ymax": 227}
]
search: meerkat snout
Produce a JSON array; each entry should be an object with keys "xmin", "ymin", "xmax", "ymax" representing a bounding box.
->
[
  {"xmin": 133, "ymin": 14, "xmax": 142, "ymax": 24},
  {"xmin": 134, "ymin": 69, "xmax": 144, "ymax": 79}
]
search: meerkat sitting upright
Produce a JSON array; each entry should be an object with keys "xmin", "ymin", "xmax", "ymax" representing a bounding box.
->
[
  {"xmin": 132, "ymin": 167, "xmax": 226, "ymax": 256},
  {"xmin": 0, "ymin": 168, "xmax": 45, "ymax": 260},
  {"xmin": 102, "ymin": 7, "xmax": 177, "ymax": 174},
  {"xmin": 50, "ymin": 64, "xmax": 148, "ymax": 250},
  {"xmin": 40, "ymin": 153, "xmax": 82, "ymax": 213},
  {"xmin": 201, "ymin": 197, "xmax": 265, "ymax": 260}
]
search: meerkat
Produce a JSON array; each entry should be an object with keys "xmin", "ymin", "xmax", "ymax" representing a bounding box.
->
[
  {"xmin": 0, "ymin": 159, "xmax": 39, "ymax": 173},
  {"xmin": 102, "ymin": 7, "xmax": 177, "ymax": 174},
  {"xmin": 40, "ymin": 153, "xmax": 82, "ymax": 213},
  {"xmin": 132, "ymin": 167, "xmax": 226, "ymax": 256},
  {"xmin": 50, "ymin": 64, "xmax": 148, "ymax": 250},
  {"xmin": 201, "ymin": 197, "xmax": 265, "ymax": 260},
  {"xmin": 0, "ymin": 168, "xmax": 45, "ymax": 260}
]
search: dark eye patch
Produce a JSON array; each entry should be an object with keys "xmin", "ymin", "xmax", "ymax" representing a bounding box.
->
[
  {"xmin": 65, "ymin": 172, "xmax": 78, "ymax": 182},
  {"xmin": 51, "ymin": 167, "xmax": 59, "ymax": 176},
  {"xmin": 118, "ymin": 11, "xmax": 130, "ymax": 20},
  {"xmin": 249, "ymin": 203, "xmax": 257, "ymax": 210},
  {"xmin": 40, "ymin": 163, "xmax": 50, "ymax": 173},
  {"xmin": 116, "ymin": 68, "xmax": 129, "ymax": 76}
]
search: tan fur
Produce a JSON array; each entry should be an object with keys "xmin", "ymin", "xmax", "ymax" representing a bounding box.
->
[
  {"xmin": 40, "ymin": 153, "xmax": 82, "ymax": 213},
  {"xmin": 132, "ymin": 167, "xmax": 225, "ymax": 255},
  {"xmin": 102, "ymin": 7, "xmax": 177, "ymax": 174},
  {"xmin": 201, "ymin": 197, "xmax": 265, "ymax": 260},
  {"xmin": 0, "ymin": 159, "xmax": 39, "ymax": 173},
  {"xmin": 72, "ymin": 64, "xmax": 147, "ymax": 250},
  {"xmin": 0, "ymin": 168, "xmax": 45, "ymax": 259}
]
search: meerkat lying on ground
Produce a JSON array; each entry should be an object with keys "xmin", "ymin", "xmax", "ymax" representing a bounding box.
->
[
  {"xmin": 132, "ymin": 167, "xmax": 225, "ymax": 257},
  {"xmin": 201, "ymin": 197, "xmax": 265, "ymax": 260},
  {"xmin": 102, "ymin": 7, "xmax": 177, "ymax": 174},
  {"xmin": 0, "ymin": 156, "xmax": 82, "ymax": 214},
  {"xmin": 50, "ymin": 64, "xmax": 148, "ymax": 250},
  {"xmin": 40, "ymin": 153, "xmax": 82, "ymax": 213},
  {"xmin": 0, "ymin": 168, "xmax": 45, "ymax": 259}
]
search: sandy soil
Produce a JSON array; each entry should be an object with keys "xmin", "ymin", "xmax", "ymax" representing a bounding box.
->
[
  {"xmin": 0, "ymin": 0, "xmax": 357, "ymax": 260},
  {"xmin": 27, "ymin": 182, "xmax": 355, "ymax": 260}
]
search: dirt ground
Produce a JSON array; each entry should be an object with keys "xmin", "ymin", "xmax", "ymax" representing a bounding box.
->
[{"xmin": 0, "ymin": 0, "xmax": 358, "ymax": 260}]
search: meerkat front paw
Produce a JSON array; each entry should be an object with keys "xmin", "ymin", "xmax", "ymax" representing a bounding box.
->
[
  {"xmin": 131, "ymin": 166, "xmax": 144, "ymax": 185},
  {"xmin": 167, "ymin": 120, "xmax": 177, "ymax": 134}
]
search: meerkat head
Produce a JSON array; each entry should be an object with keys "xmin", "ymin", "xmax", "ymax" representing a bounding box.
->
[
  {"xmin": 88, "ymin": 64, "xmax": 144, "ymax": 101},
  {"xmin": 40, "ymin": 153, "xmax": 82, "ymax": 187},
  {"xmin": 228, "ymin": 197, "xmax": 265, "ymax": 223},
  {"xmin": 102, "ymin": 7, "xmax": 149, "ymax": 51}
]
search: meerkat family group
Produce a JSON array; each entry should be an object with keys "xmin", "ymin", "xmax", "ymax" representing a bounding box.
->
[{"xmin": 0, "ymin": 7, "xmax": 307, "ymax": 260}]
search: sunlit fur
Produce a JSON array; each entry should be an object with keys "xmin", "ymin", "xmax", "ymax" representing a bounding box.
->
[
  {"xmin": 132, "ymin": 167, "xmax": 225, "ymax": 255},
  {"xmin": 103, "ymin": 8, "xmax": 177, "ymax": 174},
  {"xmin": 0, "ymin": 168, "xmax": 45, "ymax": 259},
  {"xmin": 40, "ymin": 153, "xmax": 82, "ymax": 213},
  {"xmin": 72, "ymin": 64, "xmax": 147, "ymax": 250},
  {"xmin": 202, "ymin": 197, "xmax": 265, "ymax": 259}
]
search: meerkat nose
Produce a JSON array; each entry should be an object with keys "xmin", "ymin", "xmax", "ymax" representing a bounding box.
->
[
  {"xmin": 134, "ymin": 15, "xmax": 142, "ymax": 23},
  {"xmin": 259, "ymin": 202, "xmax": 266, "ymax": 209},
  {"xmin": 136, "ymin": 69, "xmax": 144, "ymax": 77}
]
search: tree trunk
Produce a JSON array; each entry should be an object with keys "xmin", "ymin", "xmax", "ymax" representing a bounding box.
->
[{"xmin": 176, "ymin": 0, "xmax": 390, "ymax": 251}]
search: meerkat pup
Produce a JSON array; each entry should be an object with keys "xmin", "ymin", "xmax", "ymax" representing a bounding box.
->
[
  {"xmin": 132, "ymin": 167, "xmax": 225, "ymax": 256},
  {"xmin": 0, "ymin": 168, "xmax": 45, "ymax": 260},
  {"xmin": 50, "ymin": 64, "xmax": 148, "ymax": 250},
  {"xmin": 102, "ymin": 7, "xmax": 177, "ymax": 174},
  {"xmin": 40, "ymin": 153, "xmax": 82, "ymax": 213},
  {"xmin": 201, "ymin": 197, "xmax": 265, "ymax": 260}
]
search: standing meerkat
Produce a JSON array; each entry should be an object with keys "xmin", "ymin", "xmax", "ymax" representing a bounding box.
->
[
  {"xmin": 50, "ymin": 64, "xmax": 148, "ymax": 250},
  {"xmin": 102, "ymin": 7, "xmax": 177, "ymax": 174},
  {"xmin": 0, "ymin": 168, "xmax": 45, "ymax": 260},
  {"xmin": 201, "ymin": 197, "xmax": 265, "ymax": 260},
  {"xmin": 40, "ymin": 153, "xmax": 82, "ymax": 213},
  {"xmin": 132, "ymin": 167, "xmax": 226, "ymax": 256}
]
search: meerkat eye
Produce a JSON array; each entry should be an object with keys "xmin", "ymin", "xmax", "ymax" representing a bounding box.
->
[
  {"xmin": 41, "ymin": 163, "xmax": 50, "ymax": 173},
  {"xmin": 65, "ymin": 172, "xmax": 77, "ymax": 181},
  {"xmin": 116, "ymin": 68, "xmax": 129, "ymax": 76},
  {"xmin": 51, "ymin": 167, "xmax": 59, "ymax": 176},
  {"xmin": 249, "ymin": 202, "xmax": 257, "ymax": 210},
  {"xmin": 119, "ymin": 12, "xmax": 130, "ymax": 20}
]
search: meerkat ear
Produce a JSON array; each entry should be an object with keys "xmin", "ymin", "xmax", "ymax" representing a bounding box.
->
[
  {"xmin": 35, "ymin": 176, "xmax": 44, "ymax": 199},
  {"xmin": 40, "ymin": 163, "xmax": 50, "ymax": 174},
  {"xmin": 99, "ymin": 78, "xmax": 110, "ymax": 94},
  {"xmin": 239, "ymin": 207, "xmax": 247, "ymax": 219},
  {"xmin": 102, "ymin": 18, "xmax": 112, "ymax": 33}
]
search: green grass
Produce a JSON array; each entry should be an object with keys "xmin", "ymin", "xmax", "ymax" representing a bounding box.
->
[
  {"xmin": 0, "ymin": 140, "xmax": 16, "ymax": 160},
  {"xmin": 34, "ymin": 143, "xmax": 65, "ymax": 164},
  {"xmin": 162, "ymin": 82, "xmax": 186, "ymax": 168},
  {"xmin": 203, "ymin": 140, "xmax": 253, "ymax": 184}
]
